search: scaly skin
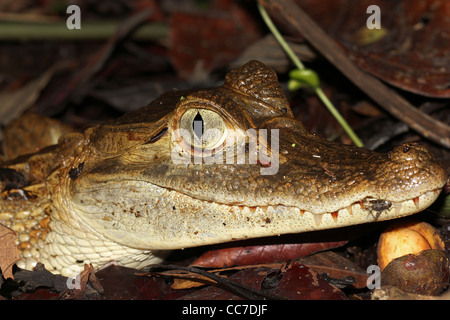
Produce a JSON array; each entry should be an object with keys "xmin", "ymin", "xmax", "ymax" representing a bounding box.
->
[{"xmin": 0, "ymin": 61, "xmax": 447, "ymax": 276}]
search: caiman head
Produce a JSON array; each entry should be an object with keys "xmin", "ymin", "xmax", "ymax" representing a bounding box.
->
[{"xmin": 56, "ymin": 60, "xmax": 446, "ymax": 259}]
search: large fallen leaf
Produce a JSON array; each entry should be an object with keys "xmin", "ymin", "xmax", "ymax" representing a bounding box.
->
[
  {"xmin": 190, "ymin": 241, "xmax": 347, "ymax": 268},
  {"xmin": 0, "ymin": 224, "xmax": 20, "ymax": 279},
  {"xmin": 295, "ymin": 0, "xmax": 450, "ymax": 97}
]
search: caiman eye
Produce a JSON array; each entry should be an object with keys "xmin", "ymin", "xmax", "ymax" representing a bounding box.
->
[{"xmin": 179, "ymin": 109, "xmax": 227, "ymax": 149}]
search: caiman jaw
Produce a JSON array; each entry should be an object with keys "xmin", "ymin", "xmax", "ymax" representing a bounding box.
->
[
  {"xmin": 64, "ymin": 174, "xmax": 445, "ymax": 252},
  {"xmin": 282, "ymin": 189, "xmax": 442, "ymax": 231}
]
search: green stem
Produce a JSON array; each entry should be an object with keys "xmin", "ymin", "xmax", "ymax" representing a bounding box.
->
[
  {"xmin": 257, "ymin": 4, "xmax": 305, "ymax": 70},
  {"xmin": 0, "ymin": 21, "xmax": 168, "ymax": 41},
  {"xmin": 315, "ymin": 88, "xmax": 363, "ymax": 146},
  {"xmin": 257, "ymin": 2, "xmax": 363, "ymax": 147}
]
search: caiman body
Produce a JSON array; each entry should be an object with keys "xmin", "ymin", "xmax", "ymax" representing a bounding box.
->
[{"xmin": 0, "ymin": 61, "xmax": 447, "ymax": 276}]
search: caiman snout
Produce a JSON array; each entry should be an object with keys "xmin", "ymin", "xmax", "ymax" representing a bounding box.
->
[{"xmin": 384, "ymin": 142, "xmax": 447, "ymax": 195}]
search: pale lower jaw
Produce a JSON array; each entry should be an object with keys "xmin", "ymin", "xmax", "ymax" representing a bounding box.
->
[{"xmin": 301, "ymin": 188, "xmax": 442, "ymax": 230}]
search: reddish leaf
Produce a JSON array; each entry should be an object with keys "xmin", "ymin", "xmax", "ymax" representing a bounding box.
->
[
  {"xmin": 180, "ymin": 262, "xmax": 347, "ymax": 300},
  {"xmin": 272, "ymin": 261, "xmax": 347, "ymax": 300},
  {"xmin": 15, "ymin": 265, "xmax": 193, "ymax": 300},
  {"xmin": 294, "ymin": 0, "xmax": 450, "ymax": 97},
  {"xmin": 14, "ymin": 262, "xmax": 351, "ymax": 300},
  {"xmin": 95, "ymin": 265, "xmax": 192, "ymax": 300},
  {"xmin": 299, "ymin": 251, "xmax": 370, "ymax": 289},
  {"xmin": 169, "ymin": 1, "xmax": 261, "ymax": 78},
  {"xmin": 14, "ymin": 288, "xmax": 59, "ymax": 300},
  {"xmin": 191, "ymin": 241, "xmax": 347, "ymax": 268}
]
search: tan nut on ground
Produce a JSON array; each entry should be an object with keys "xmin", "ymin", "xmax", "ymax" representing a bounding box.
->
[{"xmin": 377, "ymin": 220, "xmax": 445, "ymax": 271}]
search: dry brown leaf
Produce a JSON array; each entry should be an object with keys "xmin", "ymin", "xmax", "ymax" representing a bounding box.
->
[
  {"xmin": 148, "ymin": 268, "xmax": 223, "ymax": 290},
  {"xmin": 171, "ymin": 273, "xmax": 220, "ymax": 290},
  {"xmin": 147, "ymin": 264, "xmax": 277, "ymax": 290},
  {"xmin": 0, "ymin": 223, "xmax": 20, "ymax": 279},
  {"xmin": 0, "ymin": 60, "xmax": 72, "ymax": 129}
]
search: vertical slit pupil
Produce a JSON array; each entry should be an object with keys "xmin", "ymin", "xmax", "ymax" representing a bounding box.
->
[{"xmin": 193, "ymin": 112, "xmax": 204, "ymax": 139}]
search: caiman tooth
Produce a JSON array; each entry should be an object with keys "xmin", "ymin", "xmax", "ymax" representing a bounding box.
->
[
  {"xmin": 359, "ymin": 201, "xmax": 365, "ymax": 209},
  {"xmin": 346, "ymin": 205, "xmax": 353, "ymax": 215},
  {"xmin": 413, "ymin": 196, "xmax": 420, "ymax": 209},
  {"xmin": 313, "ymin": 213, "xmax": 323, "ymax": 226},
  {"xmin": 393, "ymin": 202, "xmax": 402, "ymax": 216},
  {"xmin": 331, "ymin": 211, "xmax": 339, "ymax": 222}
]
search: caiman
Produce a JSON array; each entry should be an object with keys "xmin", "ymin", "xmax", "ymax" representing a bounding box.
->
[{"xmin": 0, "ymin": 60, "xmax": 447, "ymax": 277}]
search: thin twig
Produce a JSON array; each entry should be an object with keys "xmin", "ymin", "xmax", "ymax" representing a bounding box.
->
[{"xmin": 146, "ymin": 264, "xmax": 286, "ymax": 300}]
